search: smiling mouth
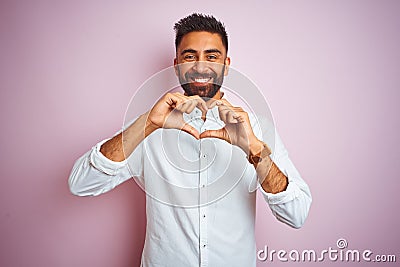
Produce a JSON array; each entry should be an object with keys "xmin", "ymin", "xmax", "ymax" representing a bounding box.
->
[{"xmin": 191, "ymin": 77, "xmax": 212, "ymax": 83}]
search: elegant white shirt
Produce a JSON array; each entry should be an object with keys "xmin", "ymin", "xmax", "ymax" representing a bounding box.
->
[{"xmin": 69, "ymin": 106, "xmax": 312, "ymax": 267}]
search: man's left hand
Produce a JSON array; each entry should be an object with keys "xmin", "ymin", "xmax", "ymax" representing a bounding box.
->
[{"xmin": 200, "ymin": 99, "xmax": 262, "ymax": 155}]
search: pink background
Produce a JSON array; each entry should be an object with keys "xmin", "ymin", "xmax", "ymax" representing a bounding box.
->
[{"xmin": 1, "ymin": 0, "xmax": 399, "ymax": 266}]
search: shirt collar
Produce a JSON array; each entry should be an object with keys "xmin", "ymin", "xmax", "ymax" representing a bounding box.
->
[{"xmin": 183, "ymin": 106, "xmax": 221, "ymax": 122}]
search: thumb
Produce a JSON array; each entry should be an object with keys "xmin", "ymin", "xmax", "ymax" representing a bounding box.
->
[
  {"xmin": 180, "ymin": 123, "xmax": 200, "ymax": 140},
  {"xmin": 200, "ymin": 128, "xmax": 230, "ymax": 143}
]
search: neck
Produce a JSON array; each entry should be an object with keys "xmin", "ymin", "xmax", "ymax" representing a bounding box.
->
[
  {"xmin": 201, "ymin": 90, "xmax": 223, "ymax": 121},
  {"xmin": 205, "ymin": 90, "xmax": 223, "ymax": 104}
]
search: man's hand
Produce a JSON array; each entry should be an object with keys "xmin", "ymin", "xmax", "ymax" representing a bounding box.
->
[
  {"xmin": 200, "ymin": 99, "xmax": 288, "ymax": 194},
  {"xmin": 145, "ymin": 92, "xmax": 208, "ymax": 139},
  {"xmin": 199, "ymin": 99, "xmax": 262, "ymax": 154},
  {"xmin": 100, "ymin": 92, "xmax": 207, "ymax": 162}
]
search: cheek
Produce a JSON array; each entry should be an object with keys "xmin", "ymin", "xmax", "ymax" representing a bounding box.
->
[
  {"xmin": 178, "ymin": 65, "xmax": 194, "ymax": 78},
  {"xmin": 210, "ymin": 64, "xmax": 225, "ymax": 73}
]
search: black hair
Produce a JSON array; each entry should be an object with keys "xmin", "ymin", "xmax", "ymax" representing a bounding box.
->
[{"xmin": 174, "ymin": 13, "xmax": 228, "ymax": 53}]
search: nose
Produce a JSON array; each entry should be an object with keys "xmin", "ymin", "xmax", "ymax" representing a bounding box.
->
[{"xmin": 192, "ymin": 61, "xmax": 208, "ymax": 73}]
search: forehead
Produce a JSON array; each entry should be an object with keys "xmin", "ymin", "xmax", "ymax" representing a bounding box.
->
[{"xmin": 178, "ymin": 31, "xmax": 226, "ymax": 53}]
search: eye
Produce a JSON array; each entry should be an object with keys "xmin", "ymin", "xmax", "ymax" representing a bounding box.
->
[
  {"xmin": 207, "ymin": 54, "xmax": 217, "ymax": 60},
  {"xmin": 184, "ymin": 54, "xmax": 196, "ymax": 61}
]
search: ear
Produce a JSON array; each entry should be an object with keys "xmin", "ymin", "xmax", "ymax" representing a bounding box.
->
[
  {"xmin": 174, "ymin": 58, "xmax": 179, "ymax": 76},
  {"xmin": 224, "ymin": 57, "xmax": 231, "ymax": 76}
]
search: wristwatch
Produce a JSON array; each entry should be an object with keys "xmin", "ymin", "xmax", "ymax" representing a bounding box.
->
[{"xmin": 247, "ymin": 141, "xmax": 271, "ymax": 165}]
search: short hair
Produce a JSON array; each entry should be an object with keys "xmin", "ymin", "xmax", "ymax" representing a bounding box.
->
[{"xmin": 174, "ymin": 13, "xmax": 228, "ymax": 53}]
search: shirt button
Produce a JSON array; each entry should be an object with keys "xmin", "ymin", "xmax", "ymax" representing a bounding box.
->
[
  {"xmin": 203, "ymin": 244, "xmax": 206, "ymax": 248},
  {"xmin": 203, "ymin": 214, "xmax": 206, "ymax": 218}
]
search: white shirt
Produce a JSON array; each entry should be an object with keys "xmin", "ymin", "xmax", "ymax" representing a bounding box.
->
[{"xmin": 69, "ymin": 106, "xmax": 312, "ymax": 267}]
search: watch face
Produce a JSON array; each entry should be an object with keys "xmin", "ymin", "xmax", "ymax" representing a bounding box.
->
[{"xmin": 249, "ymin": 155, "xmax": 262, "ymax": 165}]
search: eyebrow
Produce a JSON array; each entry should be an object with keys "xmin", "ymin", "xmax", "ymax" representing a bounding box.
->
[
  {"xmin": 204, "ymin": 49, "xmax": 222, "ymax": 54},
  {"xmin": 180, "ymin": 49, "xmax": 197, "ymax": 55},
  {"xmin": 180, "ymin": 48, "xmax": 222, "ymax": 55}
]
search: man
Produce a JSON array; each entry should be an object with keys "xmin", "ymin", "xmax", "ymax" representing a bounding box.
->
[{"xmin": 69, "ymin": 13, "xmax": 312, "ymax": 267}]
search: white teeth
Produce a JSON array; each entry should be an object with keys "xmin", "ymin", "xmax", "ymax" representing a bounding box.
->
[{"xmin": 194, "ymin": 78, "xmax": 210, "ymax": 83}]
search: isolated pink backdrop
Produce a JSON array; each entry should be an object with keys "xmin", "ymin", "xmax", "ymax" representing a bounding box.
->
[{"xmin": 1, "ymin": 0, "xmax": 399, "ymax": 266}]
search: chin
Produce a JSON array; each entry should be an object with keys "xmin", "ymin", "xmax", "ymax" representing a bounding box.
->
[
  {"xmin": 191, "ymin": 91, "xmax": 215, "ymax": 99},
  {"xmin": 184, "ymin": 84, "xmax": 219, "ymax": 98}
]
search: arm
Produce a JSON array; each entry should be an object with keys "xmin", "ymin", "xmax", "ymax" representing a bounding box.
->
[
  {"xmin": 251, "ymin": 132, "xmax": 312, "ymax": 229},
  {"xmin": 99, "ymin": 112, "xmax": 152, "ymax": 162},
  {"xmin": 247, "ymin": 140, "xmax": 288, "ymax": 194},
  {"xmin": 100, "ymin": 92, "xmax": 208, "ymax": 162},
  {"xmin": 200, "ymin": 100, "xmax": 312, "ymax": 228},
  {"xmin": 69, "ymin": 93, "xmax": 207, "ymax": 196},
  {"xmin": 68, "ymin": 115, "xmax": 147, "ymax": 196}
]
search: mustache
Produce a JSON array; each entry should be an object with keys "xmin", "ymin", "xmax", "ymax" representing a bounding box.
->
[{"xmin": 185, "ymin": 71, "xmax": 217, "ymax": 80}]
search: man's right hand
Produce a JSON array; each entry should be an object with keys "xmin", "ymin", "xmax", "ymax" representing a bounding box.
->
[
  {"xmin": 100, "ymin": 92, "xmax": 207, "ymax": 162},
  {"xmin": 145, "ymin": 92, "xmax": 208, "ymax": 139}
]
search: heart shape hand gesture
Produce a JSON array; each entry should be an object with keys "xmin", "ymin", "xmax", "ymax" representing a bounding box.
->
[{"xmin": 146, "ymin": 93, "xmax": 263, "ymax": 155}]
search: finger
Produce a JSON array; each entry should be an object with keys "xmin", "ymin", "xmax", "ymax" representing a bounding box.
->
[
  {"xmin": 218, "ymin": 106, "xmax": 230, "ymax": 122},
  {"xmin": 165, "ymin": 93, "xmax": 179, "ymax": 108},
  {"xmin": 172, "ymin": 92, "xmax": 186, "ymax": 97},
  {"xmin": 190, "ymin": 96, "xmax": 208, "ymax": 113},
  {"xmin": 233, "ymin": 115, "xmax": 245, "ymax": 123},
  {"xmin": 231, "ymin": 107, "xmax": 247, "ymax": 123},
  {"xmin": 174, "ymin": 99, "xmax": 187, "ymax": 110},
  {"xmin": 183, "ymin": 100, "xmax": 198, "ymax": 114},
  {"xmin": 226, "ymin": 110, "xmax": 240, "ymax": 123},
  {"xmin": 200, "ymin": 128, "xmax": 230, "ymax": 143},
  {"xmin": 186, "ymin": 98, "xmax": 207, "ymax": 114},
  {"xmin": 231, "ymin": 109, "xmax": 246, "ymax": 123},
  {"xmin": 170, "ymin": 94, "xmax": 195, "ymax": 111},
  {"xmin": 231, "ymin": 106, "xmax": 244, "ymax": 112},
  {"xmin": 176, "ymin": 95, "xmax": 207, "ymax": 114},
  {"xmin": 219, "ymin": 105, "xmax": 237, "ymax": 123},
  {"xmin": 166, "ymin": 92, "xmax": 193, "ymax": 109},
  {"xmin": 207, "ymin": 99, "xmax": 222, "ymax": 109},
  {"xmin": 175, "ymin": 99, "xmax": 196, "ymax": 114},
  {"xmin": 221, "ymin": 98, "xmax": 234, "ymax": 107}
]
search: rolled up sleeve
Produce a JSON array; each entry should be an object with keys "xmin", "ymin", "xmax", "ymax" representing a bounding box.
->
[
  {"xmin": 260, "ymin": 133, "xmax": 312, "ymax": 228},
  {"xmin": 68, "ymin": 139, "xmax": 142, "ymax": 196}
]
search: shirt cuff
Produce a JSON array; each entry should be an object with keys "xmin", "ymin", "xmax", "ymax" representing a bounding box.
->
[
  {"xmin": 259, "ymin": 179, "xmax": 301, "ymax": 205},
  {"xmin": 89, "ymin": 139, "xmax": 128, "ymax": 176}
]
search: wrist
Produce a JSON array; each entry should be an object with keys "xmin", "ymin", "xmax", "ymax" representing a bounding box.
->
[
  {"xmin": 247, "ymin": 139, "xmax": 271, "ymax": 166},
  {"xmin": 142, "ymin": 112, "xmax": 160, "ymax": 138},
  {"xmin": 248, "ymin": 139, "xmax": 264, "ymax": 155}
]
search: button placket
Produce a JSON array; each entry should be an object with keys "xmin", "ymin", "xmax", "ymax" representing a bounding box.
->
[{"xmin": 199, "ymin": 140, "xmax": 208, "ymax": 266}]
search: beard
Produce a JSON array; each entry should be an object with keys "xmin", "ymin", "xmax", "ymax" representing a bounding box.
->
[
  {"xmin": 178, "ymin": 64, "xmax": 226, "ymax": 100},
  {"xmin": 181, "ymin": 81, "xmax": 221, "ymax": 100}
]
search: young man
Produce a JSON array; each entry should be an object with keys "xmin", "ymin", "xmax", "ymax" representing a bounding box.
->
[{"xmin": 69, "ymin": 13, "xmax": 312, "ymax": 267}]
